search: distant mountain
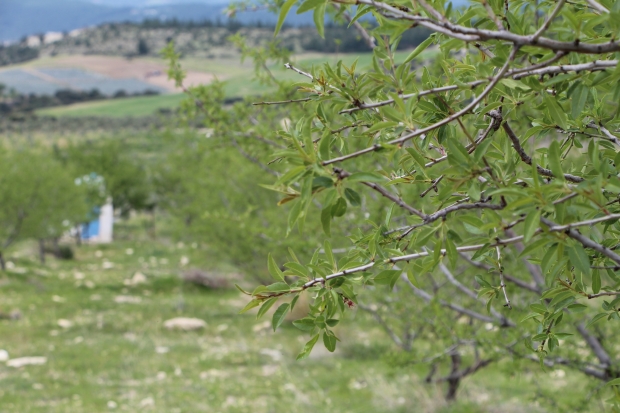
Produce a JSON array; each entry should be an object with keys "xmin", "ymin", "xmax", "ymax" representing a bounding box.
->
[
  {"xmin": 0, "ymin": 0, "xmax": 468, "ymax": 42},
  {"xmin": 0, "ymin": 0, "xmax": 314, "ymax": 42}
]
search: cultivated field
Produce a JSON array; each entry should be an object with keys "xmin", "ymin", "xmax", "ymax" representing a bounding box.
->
[{"xmin": 31, "ymin": 49, "xmax": 436, "ymax": 118}]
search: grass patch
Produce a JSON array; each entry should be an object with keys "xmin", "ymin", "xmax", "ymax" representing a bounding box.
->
[{"xmin": 0, "ymin": 215, "xmax": 605, "ymax": 412}]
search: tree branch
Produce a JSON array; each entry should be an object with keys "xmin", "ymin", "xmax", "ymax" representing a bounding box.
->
[{"xmin": 323, "ymin": 47, "xmax": 519, "ymax": 166}]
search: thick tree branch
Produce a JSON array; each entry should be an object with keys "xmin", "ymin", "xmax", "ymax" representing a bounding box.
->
[
  {"xmin": 351, "ymin": 0, "xmax": 620, "ymax": 54},
  {"xmin": 576, "ymin": 323, "xmax": 612, "ymax": 367}
]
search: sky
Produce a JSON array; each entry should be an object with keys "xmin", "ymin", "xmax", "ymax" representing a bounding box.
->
[{"xmin": 88, "ymin": 0, "xmax": 228, "ymax": 6}]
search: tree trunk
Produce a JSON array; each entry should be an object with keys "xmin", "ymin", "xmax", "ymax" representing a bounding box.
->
[
  {"xmin": 38, "ymin": 239, "xmax": 45, "ymax": 265},
  {"xmin": 0, "ymin": 251, "xmax": 5, "ymax": 271},
  {"xmin": 445, "ymin": 351, "xmax": 462, "ymax": 401},
  {"xmin": 53, "ymin": 237, "xmax": 60, "ymax": 258}
]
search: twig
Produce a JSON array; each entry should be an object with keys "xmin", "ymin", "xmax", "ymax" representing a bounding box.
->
[
  {"xmin": 495, "ymin": 243, "xmax": 512, "ymax": 309},
  {"xmin": 252, "ymin": 97, "xmax": 312, "ymax": 106},
  {"xmin": 334, "ymin": 167, "xmax": 426, "ymax": 218},
  {"xmin": 332, "ymin": 3, "xmax": 376, "ymax": 49},
  {"xmin": 587, "ymin": 122, "xmax": 620, "ymax": 147},
  {"xmin": 438, "ymin": 261, "xmax": 512, "ymax": 324},
  {"xmin": 503, "ymin": 121, "xmax": 584, "ymax": 183},
  {"xmin": 541, "ymin": 216, "xmax": 620, "ymax": 266},
  {"xmin": 459, "ymin": 252, "xmax": 540, "ymax": 293},
  {"xmin": 585, "ymin": 0, "xmax": 609, "ymax": 13},
  {"xmin": 284, "ymin": 63, "xmax": 314, "ymax": 81}
]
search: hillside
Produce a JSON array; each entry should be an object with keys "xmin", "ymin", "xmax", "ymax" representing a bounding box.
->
[{"xmin": 0, "ymin": 0, "xmax": 315, "ymax": 42}]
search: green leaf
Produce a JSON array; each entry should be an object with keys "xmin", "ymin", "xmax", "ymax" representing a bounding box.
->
[
  {"xmin": 567, "ymin": 244, "xmax": 591, "ymax": 275},
  {"xmin": 523, "ymin": 209, "xmax": 541, "ymax": 243},
  {"xmin": 313, "ymin": 3, "xmax": 326, "ymax": 38},
  {"xmin": 272, "ymin": 303, "xmax": 290, "ymax": 331},
  {"xmin": 323, "ymin": 331, "xmax": 337, "ymax": 352},
  {"xmin": 547, "ymin": 141, "xmax": 564, "ymax": 181},
  {"xmin": 403, "ymin": 37, "xmax": 434, "ymax": 64},
  {"xmin": 275, "ymin": 0, "xmax": 297, "ymax": 36},
  {"xmin": 543, "ymin": 94, "xmax": 568, "ymax": 130},
  {"xmin": 587, "ymin": 312, "xmax": 608, "ymax": 327},
  {"xmin": 297, "ymin": 0, "xmax": 324, "ymax": 14},
  {"xmin": 571, "ymin": 83, "xmax": 589, "ymax": 119},
  {"xmin": 239, "ymin": 299, "xmax": 261, "ymax": 314},
  {"xmin": 268, "ymin": 253, "xmax": 284, "ymax": 281},
  {"xmin": 529, "ymin": 303, "xmax": 547, "ymax": 314},
  {"xmin": 321, "ymin": 206, "xmax": 332, "ymax": 237},
  {"xmin": 257, "ymin": 297, "xmax": 279, "ymax": 319},
  {"xmin": 344, "ymin": 188, "xmax": 362, "ymax": 207},
  {"xmin": 592, "ymin": 269, "xmax": 601, "ymax": 294},
  {"xmin": 293, "ymin": 317, "xmax": 316, "ymax": 331},
  {"xmin": 605, "ymin": 378, "xmax": 620, "ymax": 387},
  {"xmin": 347, "ymin": 172, "xmax": 386, "ymax": 183},
  {"xmin": 296, "ymin": 334, "xmax": 320, "ymax": 360},
  {"xmin": 324, "ymin": 240, "xmax": 335, "ymax": 270},
  {"xmin": 374, "ymin": 269, "xmax": 401, "ymax": 289},
  {"xmin": 365, "ymin": 121, "xmax": 399, "ymax": 134},
  {"xmin": 331, "ymin": 197, "xmax": 347, "ymax": 217},
  {"xmin": 266, "ymin": 282, "xmax": 291, "ymax": 292}
]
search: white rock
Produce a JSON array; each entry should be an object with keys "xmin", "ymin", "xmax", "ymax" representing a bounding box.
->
[
  {"xmin": 52, "ymin": 295, "xmax": 66, "ymax": 303},
  {"xmin": 107, "ymin": 400, "xmax": 117, "ymax": 409},
  {"xmin": 74, "ymin": 272, "xmax": 85, "ymax": 280},
  {"xmin": 95, "ymin": 250, "xmax": 103, "ymax": 258},
  {"xmin": 7, "ymin": 356, "xmax": 47, "ymax": 368},
  {"xmin": 102, "ymin": 261, "xmax": 114, "ymax": 270},
  {"xmin": 6, "ymin": 261, "xmax": 15, "ymax": 269},
  {"xmin": 180, "ymin": 256, "xmax": 189, "ymax": 267},
  {"xmin": 57, "ymin": 319, "xmax": 73, "ymax": 329},
  {"xmin": 163, "ymin": 317, "xmax": 206, "ymax": 331},
  {"xmin": 125, "ymin": 248, "xmax": 134, "ymax": 256},
  {"xmin": 140, "ymin": 397, "xmax": 154, "ymax": 407},
  {"xmin": 156, "ymin": 371, "xmax": 167, "ymax": 380},
  {"xmin": 155, "ymin": 346, "xmax": 169, "ymax": 354},
  {"xmin": 124, "ymin": 272, "xmax": 147, "ymax": 286},
  {"xmin": 114, "ymin": 295, "xmax": 142, "ymax": 304},
  {"xmin": 0, "ymin": 349, "xmax": 9, "ymax": 362},
  {"xmin": 259, "ymin": 348, "xmax": 283, "ymax": 362}
]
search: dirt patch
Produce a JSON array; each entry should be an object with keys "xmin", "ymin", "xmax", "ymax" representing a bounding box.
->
[{"xmin": 18, "ymin": 55, "xmax": 216, "ymax": 92}]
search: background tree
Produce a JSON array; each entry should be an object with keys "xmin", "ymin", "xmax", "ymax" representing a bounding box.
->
[
  {"xmin": 0, "ymin": 148, "xmax": 88, "ymax": 269},
  {"xmin": 57, "ymin": 139, "xmax": 154, "ymax": 217}
]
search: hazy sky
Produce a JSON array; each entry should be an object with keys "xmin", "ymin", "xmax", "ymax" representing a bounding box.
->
[{"xmin": 87, "ymin": 0, "xmax": 228, "ymax": 6}]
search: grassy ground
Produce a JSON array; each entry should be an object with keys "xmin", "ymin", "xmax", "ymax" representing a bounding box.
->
[{"xmin": 0, "ymin": 214, "xmax": 603, "ymax": 413}]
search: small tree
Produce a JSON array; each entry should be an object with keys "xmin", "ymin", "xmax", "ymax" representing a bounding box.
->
[
  {"xmin": 167, "ymin": 0, "xmax": 620, "ymax": 404},
  {"xmin": 0, "ymin": 149, "xmax": 87, "ymax": 268}
]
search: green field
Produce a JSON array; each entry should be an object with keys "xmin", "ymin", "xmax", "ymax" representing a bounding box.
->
[
  {"xmin": 37, "ymin": 94, "xmax": 187, "ymax": 118},
  {"xmin": 35, "ymin": 50, "xmax": 436, "ymax": 118}
]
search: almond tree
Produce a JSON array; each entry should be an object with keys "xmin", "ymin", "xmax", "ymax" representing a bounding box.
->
[{"xmin": 168, "ymin": 0, "xmax": 620, "ymax": 404}]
